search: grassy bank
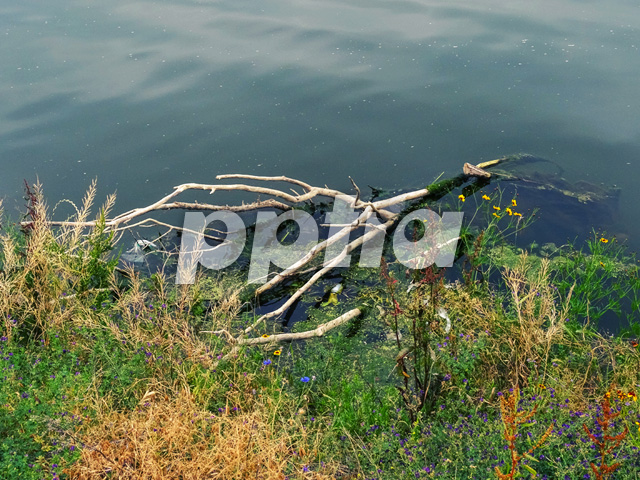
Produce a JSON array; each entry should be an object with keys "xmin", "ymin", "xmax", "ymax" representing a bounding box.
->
[{"xmin": 1, "ymin": 185, "xmax": 640, "ymax": 479}]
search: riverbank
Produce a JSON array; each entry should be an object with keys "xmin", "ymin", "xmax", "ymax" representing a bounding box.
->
[{"xmin": 1, "ymin": 185, "xmax": 639, "ymax": 479}]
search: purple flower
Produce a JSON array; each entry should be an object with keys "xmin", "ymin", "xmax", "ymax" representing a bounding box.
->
[
  {"xmin": 263, "ymin": 359, "xmax": 272, "ymax": 366},
  {"xmin": 301, "ymin": 376, "xmax": 310, "ymax": 383}
]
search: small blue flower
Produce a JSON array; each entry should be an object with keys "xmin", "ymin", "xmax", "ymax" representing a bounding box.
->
[
  {"xmin": 263, "ymin": 359, "xmax": 272, "ymax": 366},
  {"xmin": 300, "ymin": 376, "xmax": 310, "ymax": 383}
]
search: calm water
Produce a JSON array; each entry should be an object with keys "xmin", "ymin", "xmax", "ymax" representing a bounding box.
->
[{"xmin": 1, "ymin": 0, "xmax": 639, "ymax": 244}]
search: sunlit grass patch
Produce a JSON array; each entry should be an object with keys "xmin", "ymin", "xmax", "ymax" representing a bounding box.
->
[{"xmin": 67, "ymin": 387, "xmax": 340, "ymax": 480}]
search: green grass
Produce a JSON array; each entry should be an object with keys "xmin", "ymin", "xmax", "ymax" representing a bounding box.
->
[{"xmin": 2, "ymin": 184, "xmax": 640, "ymax": 479}]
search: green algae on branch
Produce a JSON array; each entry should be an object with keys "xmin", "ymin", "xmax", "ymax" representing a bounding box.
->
[
  {"xmin": 425, "ymin": 152, "xmax": 619, "ymax": 206},
  {"xmin": 485, "ymin": 153, "xmax": 620, "ymax": 204}
]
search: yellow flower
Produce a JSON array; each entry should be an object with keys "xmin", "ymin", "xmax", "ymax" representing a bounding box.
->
[
  {"xmin": 635, "ymin": 421, "xmax": 640, "ymax": 432},
  {"xmin": 493, "ymin": 206, "xmax": 501, "ymax": 211},
  {"xmin": 600, "ymin": 238, "xmax": 608, "ymax": 243},
  {"xmin": 273, "ymin": 350, "xmax": 281, "ymax": 356},
  {"xmin": 605, "ymin": 391, "xmax": 611, "ymax": 398},
  {"xmin": 628, "ymin": 390, "xmax": 637, "ymax": 402},
  {"xmin": 506, "ymin": 207, "xmax": 513, "ymax": 216},
  {"xmin": 492, "ymin": 212, "xmax": 500, "ymax": 218},
  {"xmin": 538, "ymin": 383, "xmax": 546, "ymax": 390},
  {"xmin": 458, "ymin": 194, "xmax": 465, "ymax": 202},
  {"xmin": 482, "ymin": 195, "xmax": 491, "ymax": 201},
  {"xmin": 511, "ymin": 199, "xmax": 517, "ymax": 207},
  {"xmin": 513, "ymin": 212, "xmax": 522, "ymax": 217},
  {"xmin": 600, "ymin": 262, "xmax": 606, "ymax": 268},
  {"xmin": 261, "ymin": 334, "xmax": 270, "ymax": 338}
]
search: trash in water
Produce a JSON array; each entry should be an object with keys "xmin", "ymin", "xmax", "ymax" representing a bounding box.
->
[
  {"xmin": 321, "ymin": 283, "xmax": 343, "ymax": 307},
  {"xmin": 121, "ymin": 239, "xmax": 158, "ymax": 263}
]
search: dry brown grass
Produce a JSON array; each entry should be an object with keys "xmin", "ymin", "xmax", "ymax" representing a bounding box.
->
[
  {"xmin": 448, "ymin": 254, "xmax": 570, "ymax": 384},
  {"xmin": 0, "ymin": 181, "xmax": 120, "ymax": 339},
  {"xmin": 66, "ymin": 387, "xmax": 339, "ymax": 480},
  {"xmin": 446, "ymin": 254, "xmax": 587, "ymax": 397},
  {"xmin": 0, "ymin": 183, "xmax": 71, "ymax": 338},
  {"xmin": 501, "ymin": 255, "xmax": 570, "ymax": 384}
]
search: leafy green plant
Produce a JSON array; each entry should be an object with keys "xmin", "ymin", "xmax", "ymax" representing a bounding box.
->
[
  {"xmin": 381, "ymin": 259, "xmax": 448, "ymax": 424},
  {"xmin": 456, "ymin": 189, "xmax": 536, "ymax": 288},
  {"xmin": 71, "ymin": 209, "xmax": 117, "ymax": 297},
  {"xmin": 552, "ymin": 232, "xmax": 640, "ymax": 329}
]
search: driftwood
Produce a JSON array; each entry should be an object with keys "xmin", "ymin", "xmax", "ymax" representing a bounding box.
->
[
  {"xmin": 204, "ymin": 308, "xmax": 361, "ymax": 345},
  {"xmin": 205, "ymin": 308, "xmax": 362, "ymax": 365},
  {"xmin": 463, "ymin": 163, "xmax": 491, "ymax": 178},
  {"xmin": 25, "ymin": 157, "xmax": 515, "ymax": 349}
]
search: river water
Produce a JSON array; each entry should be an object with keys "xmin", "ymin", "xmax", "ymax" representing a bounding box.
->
[{"xmin": 1, "ymin": 0, "xmax": 639, "ymax": 244}]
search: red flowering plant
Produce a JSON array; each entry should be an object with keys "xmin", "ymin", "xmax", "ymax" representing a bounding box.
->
[{"xmin": 582, "ymin": 396, "xmax": 629, "ymax": 480}]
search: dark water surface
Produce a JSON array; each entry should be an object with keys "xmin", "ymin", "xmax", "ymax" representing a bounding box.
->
[{"xmin": 1, "ymin": 0, "xmax": 639, "ymax": 242}]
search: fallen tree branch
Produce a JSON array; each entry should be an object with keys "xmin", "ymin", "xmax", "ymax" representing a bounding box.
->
[
  {"xmin": 241, "ymin": 308, "xmax": 361, "ymax": 343},
  {"xmin": 177, "ymin": 182, "xmax": 344, "ymax": 205},
  {"xmin": 244, "ymin": 217, "xmax": 396, "ymax": 334},
  {"xmin": 203, "ymin": 308, "xmax": 361, "ymax": 344},
  {"xmin": 157, "ymin": 199, "xmax": 292, "ymax": 212},
  {"xmin": 26, "ymin": 158, "xmax": 515, "ymax": 341},
  {"xmin": 209, "ymin": 308, "xmax": 362, "ymax": 367},
  {"xmin": 254, "ymin": 206, "xmax": 375, "ymax": 295},
  {"xmin": 216, "ymin": 174, "xmax": 315, "ymax": 191}
]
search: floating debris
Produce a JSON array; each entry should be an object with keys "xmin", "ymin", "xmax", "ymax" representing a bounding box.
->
[
  {"xmin": 321, "ymin": 283, "xmax": 343, "ymax": 307},
  {"xmin": 121, "ymin": 239, "xmax": 158, "ymax": 264}
]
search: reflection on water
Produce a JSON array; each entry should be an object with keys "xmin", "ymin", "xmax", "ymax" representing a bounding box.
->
[{"xmin": 0, "ymin": 0, "xmax": 638, "ymax": 244}]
